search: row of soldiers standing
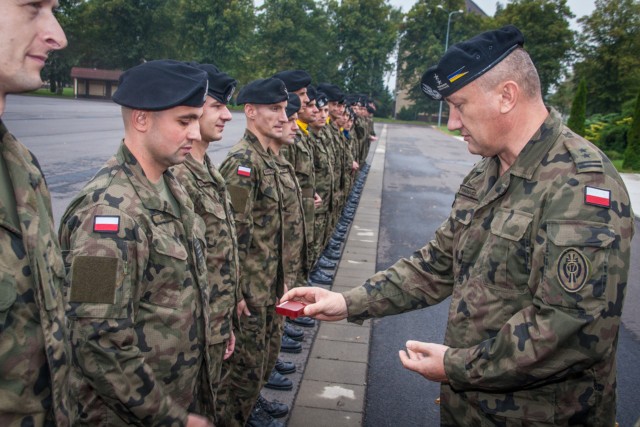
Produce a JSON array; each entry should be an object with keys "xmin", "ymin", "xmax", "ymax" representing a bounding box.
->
[{"xmin": 1, "ymin": 56, "xmax": 376, "ymax": 427}]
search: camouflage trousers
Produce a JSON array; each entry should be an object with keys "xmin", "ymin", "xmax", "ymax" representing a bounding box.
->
[
  {"xmin": 215, "ymin": 305, "xmax": 283, "ymax": 427},
  {"xmin": 209, "ymin": 340, "xmax": 229, "ymax": 423},
  {"xmin": 312, "ymin": 212, "xmax": 330, "ymax": 263}
]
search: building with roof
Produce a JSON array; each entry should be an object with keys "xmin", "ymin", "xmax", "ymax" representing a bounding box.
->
[{"xmin": 71, "ymin": 67, "xmax": 122, "ymax": 100}]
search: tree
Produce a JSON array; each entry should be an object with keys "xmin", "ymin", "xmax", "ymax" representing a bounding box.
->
[
  {"xmin": 333, "ymin": 0, "xmax": 402, "ymax": 100},
  {"xmin": 623, "ymin": 91, "xmax": 640, "ymax": 170},
  {"xmin": 567, "ymin": 78, "xmax": 587, "ymax": 136},
  {"xmin": 396, "ymin": 0, "xmax": 485, "ymax": 120},
  {"xmin": 169, "ymin": 0, "xmax": 257, "ymax": 84},
  {"xmin": 494, "ymin": 0, "xmax": 575, "ymax": 98},
  {"xmin": 255, "ymin": 0, "xmax": 340, "ymax": 83},
  {"xmin": 573, "ymin": 0, "xmax": 640, "ymax": 115}
]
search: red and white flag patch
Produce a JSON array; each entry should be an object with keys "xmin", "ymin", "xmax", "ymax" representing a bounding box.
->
[
  {"xmin": 237, "ymin": 165, "xmax": 251, "ymax": 177},
  {"xmin": 93, "ymin": 215, "xmax": 120, "ymax": 233},
  {"xmin": 584, "ymin": 186, "xmax": 611, "ymax": 208}
]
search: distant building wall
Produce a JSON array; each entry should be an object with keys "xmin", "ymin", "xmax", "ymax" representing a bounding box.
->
[{"xmin": 71, "ymin": 67, "xmax": 122, "ymax": 100}]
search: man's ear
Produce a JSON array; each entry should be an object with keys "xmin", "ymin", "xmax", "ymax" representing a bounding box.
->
[
  {"xmin": 244, "ymin": 104, "xmax": 255, "ymax": 120},
  {"xmin": 500, "ymin": 81, "xmax": 519, "ymax": 114},
  {"xmin": 131, "ymin": 109, "xmax": 149, "ymax": 131}
]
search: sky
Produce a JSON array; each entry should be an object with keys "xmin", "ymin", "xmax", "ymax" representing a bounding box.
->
[{"xmin": 385, "ymin": 0, "xmax": 596, "ymax": 91}]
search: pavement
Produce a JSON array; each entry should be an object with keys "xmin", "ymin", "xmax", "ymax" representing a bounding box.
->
[{"xmin": 266, "ymin": 125, "xmax": 640, "ymax": 426}]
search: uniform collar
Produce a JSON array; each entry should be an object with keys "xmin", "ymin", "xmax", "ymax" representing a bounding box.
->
[
  {"xmin": 508, "ymin": 107, "xmax": 563, "ymax": 180},
  {"xmin": 117, "ymin": 142, "xmax": 186, "ymax": 218}
]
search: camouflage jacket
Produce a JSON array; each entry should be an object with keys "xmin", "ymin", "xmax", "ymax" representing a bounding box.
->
[
  {"xmin": 344, "ymin": 109, "xmax": 634, "ymax": 425},
  {"xmin": 281, "ymin": 126, "xmax": 316, "ymax": 247},
  {"xmin": 0, "ymin": 120, "xmax": 70, "ymax": 427},
  {"xmin": 58, "ymin": 142, "xmax": 215, "ymax": 426},
  {"xmin": 274, "ymin": 154, "xmax": 309, "ymax": 286},
  {"xmin": 171, "ymin": 153, "xmax": 240, "ymax": 345},
  {"xmin": 322, "ymin": 123, "xmax": 344, "ymax": 202},
  {"xmin": 353, "ymin": 116, "xmax": 369, "ymax": 164},
  {"xmin": 219, "ymin": 130, "xmax": 285, "ymax": 306},
  {"xmin": 312, "ymin": 128, "xmax": 335, "ymax": 214}
]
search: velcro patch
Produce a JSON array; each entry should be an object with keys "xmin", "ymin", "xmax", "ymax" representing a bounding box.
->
[
  {"xmin": 228, "ymin": 185, "xmax": 250, "ymax": 215},
  {"xmin": 70, "ymin": 256, "xmax": 118, "ymax": 304},
  {"xmin": 93, "ymin": 215, "xmax": 120, "ymax": 233},
  {"xmin": 584, "ymin": 186, "xmax": 611, "ymax": 208},
  {"xmin": 237, "ymin": 165, "xmax": 251, "ymax": 177}
]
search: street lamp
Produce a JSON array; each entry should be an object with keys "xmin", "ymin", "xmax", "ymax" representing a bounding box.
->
[{"xmin": 436, "ymin": 7, "xmax": 463, "ymax": 128}]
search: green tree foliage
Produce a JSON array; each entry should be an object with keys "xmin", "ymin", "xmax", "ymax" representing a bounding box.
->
[
  {"xmin": 397, "ymin": 0, "xmax": 485, "ymax": 120},
  {"xmin": 623, "ymin": 91, "xmax": 640, "ymax": 170},
  {"xmin": 334, "ymin": 0, "xmax": 402, "ymax": 100},
  {"xmin": 567, "ymin": 79, "xmax": 587, "ymax": 136},
  {"xmin": 169, "ymin": 0, "xmax": 257, "ymax": 84},
  {"xmin": 573, "ymin": 0, "xmax": 640, "ymax": 115},
  {"xmin": 493, "ymin": 0, "xmax": 575, "ymax": 98},
  {"xmin": 255, "ymin": 0, "xmax": 340, "ymax": 83}
]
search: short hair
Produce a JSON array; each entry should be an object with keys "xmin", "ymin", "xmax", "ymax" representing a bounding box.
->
[{"xmin": 476, "ymin": 48, "xmax": 541, "ymax": 99}]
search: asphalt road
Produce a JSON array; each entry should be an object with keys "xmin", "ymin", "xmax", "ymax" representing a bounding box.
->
[{"xmin": 3, "ymin": 95, "xmax": 639, "ymax": 426}]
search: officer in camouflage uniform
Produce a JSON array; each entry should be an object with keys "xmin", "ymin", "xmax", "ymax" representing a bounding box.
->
[
  {"xmin": 58, "ymin": 61, "xmax": 215, "ymax": 427},
  {"xmin": 0, "ymin": 2, "xmax": 71, "ymax": 425},
  {"xmin": 283, "ymin": 26, "xmax": 635, "ymax": 426},
  {"xmin": 169, "ymin": 63, "xmax": 241, "ymax": 420},
  {"xmin": 216, "ymin": 78, "xmax": 288, "ymax": 427}
]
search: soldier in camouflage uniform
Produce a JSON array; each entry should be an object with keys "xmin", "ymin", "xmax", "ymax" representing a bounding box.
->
[
  {"xmin": 310, "ymin": 95, "xmax": 335, "ymax": 263},
  {"xmin": 169, "ymin": 63, "xmax": 241, "ymax": 421},
  {"xmin": 216, "ymin": 78, "xmax": 288, "ymax": 427},
  {"xmin": 0, "ymin": 2, "xmax": 71, "ymax": 425},
  {"xmin": 283, "ymin": 26, "xmax": 635, "ymax": 426},
  {"xmin": 275, "ymin": 71, "xmax": 320, "ymax": 274},
  {"xmin": 58, "ymin": 61, "xmax": 215, "ymax": 427}
]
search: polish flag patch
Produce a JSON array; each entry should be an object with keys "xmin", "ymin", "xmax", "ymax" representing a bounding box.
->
[
  {"xmin": 237, "ymin": 165, "xmax": 251, "ymax": 177},
  {"xmin": 584, "ymin": 186, "xmax": 611, "ymax": 208},
  {"xmin": 93, "ymin": 215, "xmax": 120, "ymax": 233}
]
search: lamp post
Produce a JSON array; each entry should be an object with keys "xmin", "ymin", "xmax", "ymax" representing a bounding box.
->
[{"xmin": 437, "ymin": 7, "xmax": 463, "ymax": 128}]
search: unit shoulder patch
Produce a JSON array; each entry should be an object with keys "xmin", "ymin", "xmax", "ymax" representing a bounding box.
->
[{"xmin": 556, "ymin": 248, "xmax": 590, "ymax": 293}]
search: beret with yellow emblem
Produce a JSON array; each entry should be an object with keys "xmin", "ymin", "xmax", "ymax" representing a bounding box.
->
[{"xmin": 420, "ymin": 25, "xmax": 524, "ymax": 101}]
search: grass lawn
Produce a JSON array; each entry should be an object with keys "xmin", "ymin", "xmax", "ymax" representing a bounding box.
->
[{"xmin": 26, "ymin": 87, "xmax": 75, "ymax": 98}]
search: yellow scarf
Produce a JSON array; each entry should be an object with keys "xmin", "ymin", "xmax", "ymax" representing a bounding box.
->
[{"xmin": 296, "ymin": 119, "xmax": 309, "ymax": 136}]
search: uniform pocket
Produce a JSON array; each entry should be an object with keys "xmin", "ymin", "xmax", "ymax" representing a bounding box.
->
[
  {"xmin": 477, "ymin": 387, "xmax": 556, "ymax": 425},
  {"xmin": 0, "ymin": 265, "xmax": 17, "ymax": 329},
  {"xmin": 542, "ymin": 220, "xmax": 614, "ymax": 313},
  {"xmin": 478, "ymin": 208, "xmax": 532, "ymax": 296},
  {"xmin": 144, "ymin": 230, "xmax": 189, "ymax": 308}
]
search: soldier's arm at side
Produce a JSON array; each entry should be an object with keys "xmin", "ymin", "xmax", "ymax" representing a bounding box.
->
[
  {"xmin": 59, "ymin": 205, "xmax": 189, "ymax": 425},
  {"xmin": 219, "ymin": 155, "xmax": 256, "ymax": 302},
  {"xmin": 444, "ymin": 176, "xmax": 634, "ymax": 391}
]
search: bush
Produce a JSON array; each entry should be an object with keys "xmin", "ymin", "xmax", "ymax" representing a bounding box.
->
[
  {"xmin": 597, "ymin": 123, "xmax": 629, "ymax": 153},
  {"xmin": 623, "ymin": 91, "xmax": 640, "ymax": 171},
  {"xmin": 397, "ymin": 106, "xmax": 417, "ymax": 121}
]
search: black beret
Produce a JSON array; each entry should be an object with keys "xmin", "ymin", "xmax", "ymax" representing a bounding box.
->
[
  {"xmin": 189, "ymin": 63, "xmax": 237, "ymax": 104},
  {"xmin": 307, "ymin": 85, "xmax": 317, "ymax": 102},
  {"xmin": 236, "ymin": 78, "xmax": 289, "ymax": 105},
  {"xmin": 113, "ymin": 60, "xmax": 208, "ymax": 110},
  {"xmin": 316, "ymin": 91, "xmax": 328, "ymax": 108},
  {"xmin": 286, "ymin": 93, "xmax": 301, "ymax": 118},
  {"xmin": 421, "ymin": 25, "xmax": 524, "ymax": 100},
  {"xmin": 317, "ymin": 83, "xmax": 345, "ymax": 103},
  {"xmin": 273, "ymin": 70, "xmax": 312, "ymax": 92}
]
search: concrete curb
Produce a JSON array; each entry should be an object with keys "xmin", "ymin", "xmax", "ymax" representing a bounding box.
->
[{"xmin": 285, "ymin": 125, "xmax": 387, "ymax": 426}]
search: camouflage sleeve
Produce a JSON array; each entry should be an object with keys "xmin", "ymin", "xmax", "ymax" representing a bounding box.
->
[
  {"xmin": 60, "ymin": 204, "xmax": 188, "ymax": 426},
  {"xmin": 444, "ymin": 176, "xmax": 634, "ymax": 391},
  {"xmin": 219, "ymin": 155, "xmax": 256, "ymax": 299},
  {"xmin": 344, "ymin": 217, "xmax": 456, "ymax": 324}
]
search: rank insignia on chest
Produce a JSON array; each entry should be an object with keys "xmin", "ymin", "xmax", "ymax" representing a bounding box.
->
[
  {"xmin": 237, "ymin": 165, "xmax": 251, "ymax": 177},
  {"xmin": 93, "ymin": 215, "xmax": 120, "ymax": 233},
  {"xmin": 584, "ymin": 186, "xmax": 611, "ymax": 208}
]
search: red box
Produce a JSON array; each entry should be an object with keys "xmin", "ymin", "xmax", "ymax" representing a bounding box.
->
[{"xmin": 276, "ymin": 300, "xmax": 307, "ymax": 318}]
